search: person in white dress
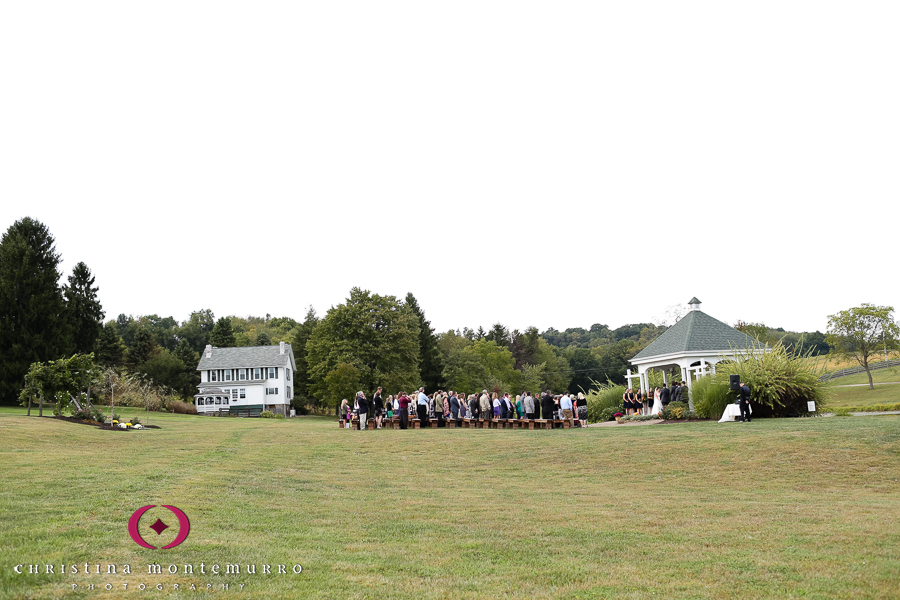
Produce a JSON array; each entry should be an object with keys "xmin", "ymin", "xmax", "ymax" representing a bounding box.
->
[{"xmin": 650, "ymin": 387, "xmax": 662, "ymax": 416}]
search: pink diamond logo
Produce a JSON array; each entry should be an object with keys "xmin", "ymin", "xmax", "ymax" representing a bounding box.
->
[{"xmin": 149, "ymin": 518, "xmax": 169, "ymax": 535}]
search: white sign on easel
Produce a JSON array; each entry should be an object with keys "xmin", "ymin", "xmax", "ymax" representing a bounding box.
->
[{"xmin": 807, "ymin": 401, "xmax": 816, "ymax": 412}]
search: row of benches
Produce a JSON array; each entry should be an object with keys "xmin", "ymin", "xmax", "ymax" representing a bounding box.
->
[{"xmin": 340, "ymin": 417, "xmax": 574, "ymax": 430}]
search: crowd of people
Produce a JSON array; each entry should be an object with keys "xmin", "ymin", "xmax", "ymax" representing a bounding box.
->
[
  {"xmin": 621, "ymin": 381, "xmax": 687, "ymax": 416},
  {"xmin": 341, "ymin": 387, "xmax": 589, "ymax": 430}
]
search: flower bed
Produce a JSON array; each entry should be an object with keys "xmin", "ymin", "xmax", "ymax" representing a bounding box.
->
[{"xmin": 48, "ymin": 415, "xmax": 161, "ymax": 430}]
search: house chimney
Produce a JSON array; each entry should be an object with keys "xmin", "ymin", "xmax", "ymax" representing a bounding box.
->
[
  {"xmin": 279, "ymin": 341, "xmax": 285, "ymax": 355},
  {"xmin": 205, "ymin": 344, "xmax": 212, "ymax": 358}
]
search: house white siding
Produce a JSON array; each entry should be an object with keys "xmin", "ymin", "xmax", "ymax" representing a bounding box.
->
[{"xmin": 195, "ymin": 342, "xmax": 296, "ymax": 416}]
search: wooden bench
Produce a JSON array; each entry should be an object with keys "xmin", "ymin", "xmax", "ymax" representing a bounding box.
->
[{"xmin": 520, "ymin": 419, "xmax": 535, "ymax": 430}]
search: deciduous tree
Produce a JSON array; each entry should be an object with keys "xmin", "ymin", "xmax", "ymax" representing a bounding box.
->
[
  {"xmin": 827, "ymin": 304, "xmax": 899, "ymax": 389},
  {"xmin": 307, "ymin": 288, "xmax": 420, "ymax": 401},
  {"xmin": 19, "ymin": 353, "xmax": 100, "ymax": 416}
]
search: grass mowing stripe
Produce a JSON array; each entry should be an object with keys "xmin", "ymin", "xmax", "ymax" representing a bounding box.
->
[{"xmin": 0, "ymin": 409, "xmax": 898, "ymax": 599}]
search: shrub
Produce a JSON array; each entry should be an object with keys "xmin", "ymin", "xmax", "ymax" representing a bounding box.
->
[
  {"xmin": 170, "ymin": 400, "xmax": 198, "ymax": 415},
  {"xmin": 598, "ymin": 406, "xmax": 620, "ymax": 422},
  {"xmin": 832, "ymin": 407, "xmax": 852, "ymax": 417},
  {"xmin": 660, "ymin": 401, "xmax": 689, "ymax": 420},
  {"xmin": 260, "ymin": 411, "xmax": 275, "ymax": 419},
  {"xmin": 71, "ymin": 407, "xmax": 93, "ymax": 421},
  {"xmin": 274, "ymin": 413, "xmax": 286, "ymax": 419}
]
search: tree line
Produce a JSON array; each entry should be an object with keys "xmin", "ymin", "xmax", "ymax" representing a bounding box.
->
[{"xmin": 0, "ymin": 217, "xmax": 849, "ymax": 411}]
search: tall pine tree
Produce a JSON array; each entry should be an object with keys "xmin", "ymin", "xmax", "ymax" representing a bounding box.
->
[
  {"xmin": 0, "ymin": 218, "xmax": 72, "ymax": 404},
  {"xmin": 64, "ymin": 261, "xmax": 105, "ymax": 355},
  {"xmin": 95, "ymin": 321, "xmax": 126, "ymax": 366},
  {"xmin": 210, "ymin": 317, "xmax": 236, "ymax": 347},
  {"xmin": 291, "ymin": 306, "xmax": 319, "ymax": 406},
  {"xmin": 405, "ymin": 292, "xmax": 444, "ymax": 391}
]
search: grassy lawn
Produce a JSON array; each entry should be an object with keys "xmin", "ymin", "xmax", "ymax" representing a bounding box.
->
[
  {"xmin": 825, "ymin": 366, "xmax": 900, "ymax": 387},
  {"xmin": 824, "ymin": 367, "xmax": 900, "ymax": 408},
  {"xmin": 1, "ymin": 408, "xmax": 899, "ymax": 599},
  {"xmin": 826, "ymin": 385, "xmax": 900, "ymax": 409}
]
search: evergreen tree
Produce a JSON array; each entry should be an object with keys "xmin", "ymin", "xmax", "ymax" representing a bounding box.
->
[
  {"xmin": 172, "ymin": 339, "xmax": 200, "ymax": 398},
  {"xmin": 485, "ymin": 322, "xmax": 511, "ymax": 348},
  {"xmin": 405, "ymin": 292, "xmax": 444, "ymax": 391},
  {"xmin": 127, "ymin": 327, "xmax": 158, "ymax": 368},
  {"xmin": 255, "ymin": 331, "xmax": 270, "ymax": 346},
  {"xmin": 210, "ymin": 317, "xmax": 236, "ymax": 347},
  {"xmin": 64, "ymin": 261, "xmax": 105, "ymax": 355},
  {"xmin": 94, "ymin": 321, "xmax": 126, "ymax": 366},
  {"xmin": 291, "ymin": 306, "xmax": 319, "ymax": 405},
  {"xmin": 0, "ymin": 217, "xmax": 71, "ymax": 403}
]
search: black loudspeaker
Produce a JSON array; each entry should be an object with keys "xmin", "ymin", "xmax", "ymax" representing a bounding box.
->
[{"xmin": 730, "ymin": 375, "xmax": 740, "ymax": 390}]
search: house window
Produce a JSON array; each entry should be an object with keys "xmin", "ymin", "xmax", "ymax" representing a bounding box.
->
[
  {"xmin": 239, "ymin": 388, "xmax": 246, "ymax": 399},
  {"xmin": 254, "ymin": 368, "xmax": 261, "ymax": 380},
  {"xmin": 239, "ymin": 369, "xmax": 246, "ymax": 381},
  {"xmin": 210, "ymin": 371, "xmax": 217, "ymax": 382},
  {"xmin": 232, "ymin": 389, "xmax": 238, "ymax": 400},
  {"xmin": 268, "ymin": 367, "xmax": 276, "ymax": 379},
  {"xmin": 266, "ymin": 388, "xmax": 279, "ymax": 396},
  {"xmin": 286, "ymin": 370, "xmax": 291, "ymax": 381},
  {"xmin": 225, "ymin": 370, "xmax": 232, "ymax": 381}
]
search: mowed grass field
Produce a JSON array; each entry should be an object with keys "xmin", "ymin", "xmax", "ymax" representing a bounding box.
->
[
  {"xmin": 1, "ymin": 409, "xmax": 899, "ymax": 600},
  {"xmin": 826, "ymin": 367, "xmax": 900, "ymax": 408}
]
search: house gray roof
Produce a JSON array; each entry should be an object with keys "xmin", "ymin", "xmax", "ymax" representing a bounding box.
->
[
  {"xmin": 631, "ymin": 309, "xmax": 759, "ymax": 361},
  {"xmin": 197, "ymin": 344, "xmax": 296, "ymax": 372},
  {"xmin": 194, "ymin": 387, "xmax": 229, "ymax": 397}
]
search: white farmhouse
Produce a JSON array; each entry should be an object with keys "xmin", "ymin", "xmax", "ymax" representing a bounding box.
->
[{"xmin": 195, "ymin": 341, "xmax": 296, "ymax": 416}]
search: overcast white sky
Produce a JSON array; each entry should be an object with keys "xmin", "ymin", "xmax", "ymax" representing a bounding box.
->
[{"xmin": 2, "ymin": 1, "xmax": 897, "ymax": 336}]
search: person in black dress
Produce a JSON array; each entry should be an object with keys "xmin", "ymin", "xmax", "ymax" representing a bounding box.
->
[{"xmin": 372, "ymin": 387, "xmax": 384, "ymax": 429}]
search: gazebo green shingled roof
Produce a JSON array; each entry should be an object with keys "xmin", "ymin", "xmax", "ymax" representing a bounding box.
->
[{"xmin": 631, "ymin": 307, "xmax": 757, "ymax": 361}]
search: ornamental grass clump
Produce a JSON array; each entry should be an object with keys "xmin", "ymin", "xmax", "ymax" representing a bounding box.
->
[
  {"xmin": 585, "ymin": 381, "xmax": 626, "ymax": 423},
  {"xmin": 692, "ymin": 376, "xmax": 736, "ymax": 419},
  {"xmin": 703, "ymin": 341, "xmax": 829, "ymax": 418}
]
